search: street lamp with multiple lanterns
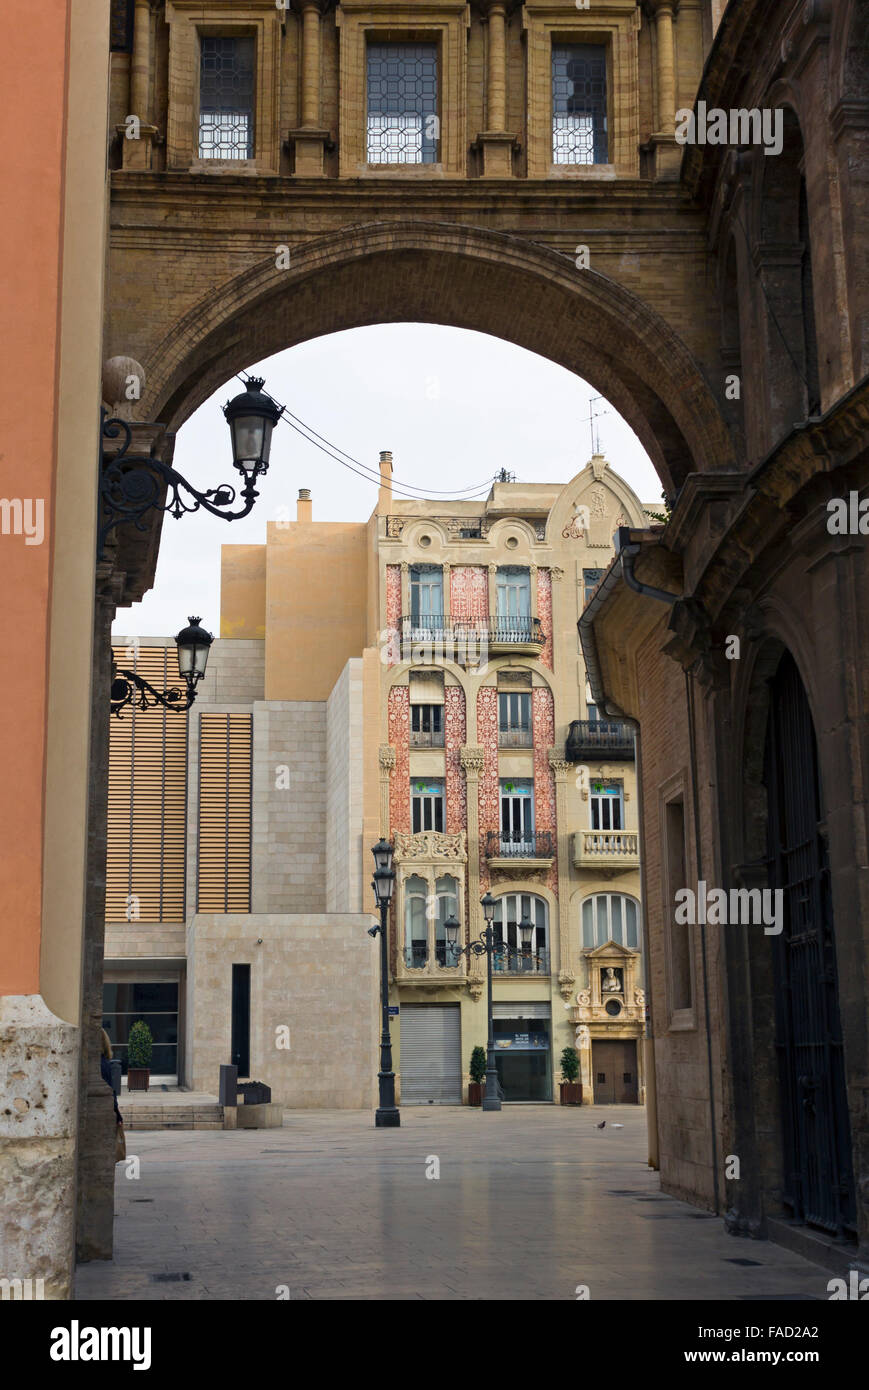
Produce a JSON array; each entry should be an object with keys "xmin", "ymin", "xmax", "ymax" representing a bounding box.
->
[
  {"xmin": 368, "ymin": 838, "xmax": 401, "ymax": 1128},
  {"xmin": 444, "ymin": 892, "xmax": 534, "ymax": 1112},
  {"xmin": 367, "ymin": 852, "xmax": 534, "ymax": 1119}
]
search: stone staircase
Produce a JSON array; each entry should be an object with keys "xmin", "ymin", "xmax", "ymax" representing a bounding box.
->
[{"xmin": 121, "ymin": 1089, "xmax": 223, "ymax": 1131}]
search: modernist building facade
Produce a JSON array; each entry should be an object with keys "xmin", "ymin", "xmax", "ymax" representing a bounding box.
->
[{"xmin": 105, "ymin": 454, "xmax": 655, "ymax": 1107}]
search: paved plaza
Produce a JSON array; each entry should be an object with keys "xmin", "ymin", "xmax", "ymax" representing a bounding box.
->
[{"xmin": 75, "ymin": 1106, "xmax": 829, "ymax": 1302}]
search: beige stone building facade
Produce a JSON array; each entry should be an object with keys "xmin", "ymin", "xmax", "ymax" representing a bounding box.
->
[{"xmin": 106, "ymin": 454, "xmax": 654, "ymax": 1107}]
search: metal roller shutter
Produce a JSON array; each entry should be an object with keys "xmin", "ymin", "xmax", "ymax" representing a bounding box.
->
[{"xmin": 399, "ymin": 1005, "xmax": 462, "ymax": 1104}]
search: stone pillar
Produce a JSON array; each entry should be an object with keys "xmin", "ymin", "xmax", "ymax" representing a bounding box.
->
[
  {"xmin": 288, "ymin": 0, "xmax": 332, "ymax": 176},
  {"xmin": 476, "ymin": 0, "xmax": 518, "ymax": 177},
  {"xmin": 122, "ymin": 0, "xmax": 158, "ymax": 169},
  {"xmin": 75, "ymin": 567, "xmax": 122, "ymax": 1262}
]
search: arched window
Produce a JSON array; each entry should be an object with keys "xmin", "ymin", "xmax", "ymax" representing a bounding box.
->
[
  {"xmin": 492, "ymin": 893, "xmax": 549, "ymax": 974},
  {"xmin": 404, "ymin": 874, "xmax": 428, "ymax": 968},
  {"xmin": 434, "ymin": 874, "xmax": 459, "ymax": 966},
  {"xmin": 582, "ymin": 893, "xmax": 640, "ymax": 950}
]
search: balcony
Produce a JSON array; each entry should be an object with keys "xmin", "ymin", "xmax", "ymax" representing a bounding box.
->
[
  {"xmin": 486, "ymin": 616, "xmax": 545, "ymax": 655},
  {"xmin": 572, "ymin": 829, "xmax": 639, "ymax": 872},
  {"xmin": 410, "ymin": 727, "xmax": 445, "ymax": 748},
  {"xmin": 399, "ymin": 615, "xmax": 545, "ymax": 664},
  {"xmin": 483, "ymin": 830, "xmax": 555, "ymax": 874},
  {"xmin": 565, "ymin": 719, "xmax": 635, "ymax": 761},
  {"xmin": 398, "ymin": 942, "xmax": 466, "ymax": 986},
  {"xmin": 498, "ymin": 726, "xmax": 533, "ymax": 749},
  {"xmin": 492, "ymin": 948, "xmax": 550, "ymax": 976}
]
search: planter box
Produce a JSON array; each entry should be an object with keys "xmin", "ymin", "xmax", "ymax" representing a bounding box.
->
[
  {"xmin": 468, "ymin": 1082, "xmax": 485, "ymax": 1106},
  {"xmin": 559, "ymin": 1082, "xmax": 582, "ymax": 1105},
  {"xmin": 127, "ymin": 1068, "xmax": 150, "ymax": 1091}
]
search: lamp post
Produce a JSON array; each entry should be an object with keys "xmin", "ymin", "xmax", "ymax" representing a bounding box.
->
[
  {"xmin": 369, "ymin": 838, "xmax": 400, "ymax": 1128},
  {"xmin": 444, "ymin": 895, "xmax": 535, "ymax": 1112},
  {"xmin": 110, "ymin": 616, "xmax": 214, "ymax": 717}
]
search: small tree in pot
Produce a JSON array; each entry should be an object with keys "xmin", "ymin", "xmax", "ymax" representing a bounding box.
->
[
  {"xmin": 559, "ymin": 1045, "xmax": 582, "ymax": 1105},
  {"xmin": 127, "ymin": 1020, "xmax": 153, "ymax": 1092},
  {"xmin": 468, "ymin": 1045, "xmax": 488, "ymax": 1106}
]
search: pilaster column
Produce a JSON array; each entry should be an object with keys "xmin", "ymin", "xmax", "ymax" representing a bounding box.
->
[
  {"xmin": 487, "ymin": 563, "xmax": 497, "ymax": 624},
  {"xmin": 121, "ymin": 0, "xmax": 158, "ymax": 169},
  {"xmin": 549, "ymin": 753, "xmax": 574, "ymax": 997},
  {"xmin": 301, "ymin": 1, "xmax": 322, "ymax": 127},
  {"xmin": 288, "ymin": 0, "xmax": 333, "ymax": 175},
  {"xmin": 476, "ymin": 0, "xmax": 519, "ymax": 177},
  {"xmin": 379, "ymin": 746, "xmax": 396, "ymax": 836},
  {"xmin": 487, "ymin": 2, "xmax": 507, "ymax": 132},
  {"xmin": 442, "ymin": 562, "xmax": 451, "ymax": 622},
  {"xmin": 460, "ymin": 747, "xmax": 486, "ymax": 983},
  {"xmin": 643, "ymin": 0, "xmax": 681, "ymax": 179}
]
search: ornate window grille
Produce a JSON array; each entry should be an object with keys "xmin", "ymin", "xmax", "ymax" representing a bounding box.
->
[
  {"xmin": 199, "ymin": 36, "xmax": 255, "ymax": 159},
  {"xmin": 552, "ymin": 44, "xmax": 607, "ymax": 165},
  {"xmin": 367, "ymin": 43, "xmax": 438, "ymax": 164}
]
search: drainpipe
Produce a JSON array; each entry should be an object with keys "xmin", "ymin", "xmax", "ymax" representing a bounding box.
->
[{"xmin": 578, "ymin": 530, "xmax": 720, "ymax": 1209}]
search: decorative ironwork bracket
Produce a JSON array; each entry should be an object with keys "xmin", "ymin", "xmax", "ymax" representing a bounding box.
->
[
  {"xmin": 110, "ymin": 669, "xmax": 194, "ymax": 719},
  {"xmin": 97, "ymin": 411, "xmax": 263, "ymax": 560}
]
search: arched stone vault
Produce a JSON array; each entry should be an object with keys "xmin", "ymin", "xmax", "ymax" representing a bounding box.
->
[{"xmin": 138, "ymin": 221, "xmax": 737, "ymax": 499}]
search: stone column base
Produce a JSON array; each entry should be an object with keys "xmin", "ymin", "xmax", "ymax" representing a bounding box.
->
[
  {"xmin": 286, "ymin": 129, "xmax": 331, "ymax": 176},
  {"xmin": 0, "ymin": 995, "xmax": 79, "ymax": 1299},
  {"xmin": 475, "ymin": 132, "xmax": 518, "ymax": 178},
  {"xmin": 118, "ymin": 125, "xmax": 159, "ymax": 170}
]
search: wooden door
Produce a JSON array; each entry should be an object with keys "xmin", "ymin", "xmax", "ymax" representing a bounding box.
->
[{"xmin": 592, "ymin": 1040, "xmax": 638, "ymax": 1104}]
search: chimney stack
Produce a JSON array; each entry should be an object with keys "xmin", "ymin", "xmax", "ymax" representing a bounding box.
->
[
  {"xmin": 377, "ymin": 450, "xmax": 393, "ymax": 515},
  {"xmin": 297, "ymin": 487, "xmax": 312, "ymax": 523}
]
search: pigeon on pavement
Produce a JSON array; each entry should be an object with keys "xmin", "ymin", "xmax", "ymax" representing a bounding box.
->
[{"xmin": 596, "ymin": 1120, "xmax": 606, "ymax": 1129}]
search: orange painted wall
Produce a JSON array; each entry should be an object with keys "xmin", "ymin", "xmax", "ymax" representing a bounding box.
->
[{"xmin": 0, "ymin": 1, "xmax": 71, "ymax": 993}]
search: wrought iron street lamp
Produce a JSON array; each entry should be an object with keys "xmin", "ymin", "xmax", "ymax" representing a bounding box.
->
[
  {"xmin": 446, "ymin": 893, "xmax": 536, "ymax": 1112},
  {"xmin": 98, "ymin": 375, "xmax": 285, "ymax": 559},
  {"xmin": 110, "ymin": 616, "xmax": 214, "ymax": 717},
  {"xmin": 369, "ymin": 838, "xmax": 400, "ymax": 1128}
]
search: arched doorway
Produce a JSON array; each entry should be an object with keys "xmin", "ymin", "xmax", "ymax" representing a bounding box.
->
[{"xmin": 763, "ymin": 650, "xmax": 856, "ymax": 1236}]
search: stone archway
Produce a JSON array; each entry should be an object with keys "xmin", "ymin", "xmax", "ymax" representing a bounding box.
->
[{"xmin": 131, "ymin": 221, "xmax": 737, "ymax": 501}]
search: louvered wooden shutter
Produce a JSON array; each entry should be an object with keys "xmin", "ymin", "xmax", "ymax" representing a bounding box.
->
[
  {"xmin": 197, "ymin": 713, "xmax": 252, "ymax": 912},
  {"xmin": 106, "ymin": 646, "xmax": 189, "ymax": 923}
]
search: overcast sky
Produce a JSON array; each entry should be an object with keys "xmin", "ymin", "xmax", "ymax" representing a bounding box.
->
[{"xmin": 113, "ymin": 323, "xmax": 662, "ymax": 639}]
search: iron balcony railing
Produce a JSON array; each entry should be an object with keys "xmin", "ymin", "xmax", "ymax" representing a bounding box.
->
[
  {"xmin": 409, "ymin": 727, "xmax": 445, "ymax": 747},
  {"xmin": 404, "ymin": 944, "xmax": 463, "ymax": 970},
  {"xmin": 400, "ymin": 615, "xmax": 545, "ymax": 647},
  {"xmin": 483, "ymin": 830, "xmax": 555, "ymax": 860},
  {"xmin": 565, "ymin": 718, "xmax": 635, "ymax": 761},
  {"xmin": 492, "ymin": 948, "xmax": 550, "ymax": 975},
  {"xmin": 498, "ymin": 726, "xmax": 533, "ymax": 748}
]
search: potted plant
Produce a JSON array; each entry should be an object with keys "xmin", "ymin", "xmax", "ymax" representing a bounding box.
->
[
  {"xmin": 468, "ymin": 1045, "xmax": 488, "ymax": 1105},
  {"xmin": 559, "ymin": 1045, "xmax": 582, "ymax": 1105},
  {"xmin": 127, "ymin": 1020, "xmax": 153, "ymax": 1092}
]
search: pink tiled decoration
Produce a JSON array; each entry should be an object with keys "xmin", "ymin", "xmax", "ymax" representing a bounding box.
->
[
  {"xmin": 385, "ymin": 565, "xmax": 402, "ymax": 667},
  {"xmin": 387, "ymin": 685, "xmax": 410, "ymax": 835},
  {"xmin": 537, "ymin": 568, "xmax": 553, "ymax": 669},
  {"xmin": 451, "ymin": 565, "xmax": 489, "ymax": 621},
  {"xmin": 476, "ymin": 684, "xmax": 500, "ymax": 893},
  {"xmin": 533, "ymin": 685, "xmax": 559, "ymax": 895},
  {"xmin": 444, "ymin": 686, "xmax": 467, "ymax": 835}
]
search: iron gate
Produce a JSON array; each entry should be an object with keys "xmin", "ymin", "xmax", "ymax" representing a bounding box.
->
[{"xmin": 764, "ymin": 652, "xmax": 856, "ymax": 1236}]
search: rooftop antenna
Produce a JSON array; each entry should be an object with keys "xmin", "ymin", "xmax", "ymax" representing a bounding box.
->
[
  {"xmin": 587, "ymin": 394, "xmax": 609, "ymax": 456},
  {"xmin": 496, "ymin": 467, "xmax": 516, "ymax": 483}
]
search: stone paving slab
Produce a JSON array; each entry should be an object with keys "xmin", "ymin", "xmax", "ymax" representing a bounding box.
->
[{"xmin": 75, "ymin": 1107, "xmax": 833, "ymax": 1302}]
